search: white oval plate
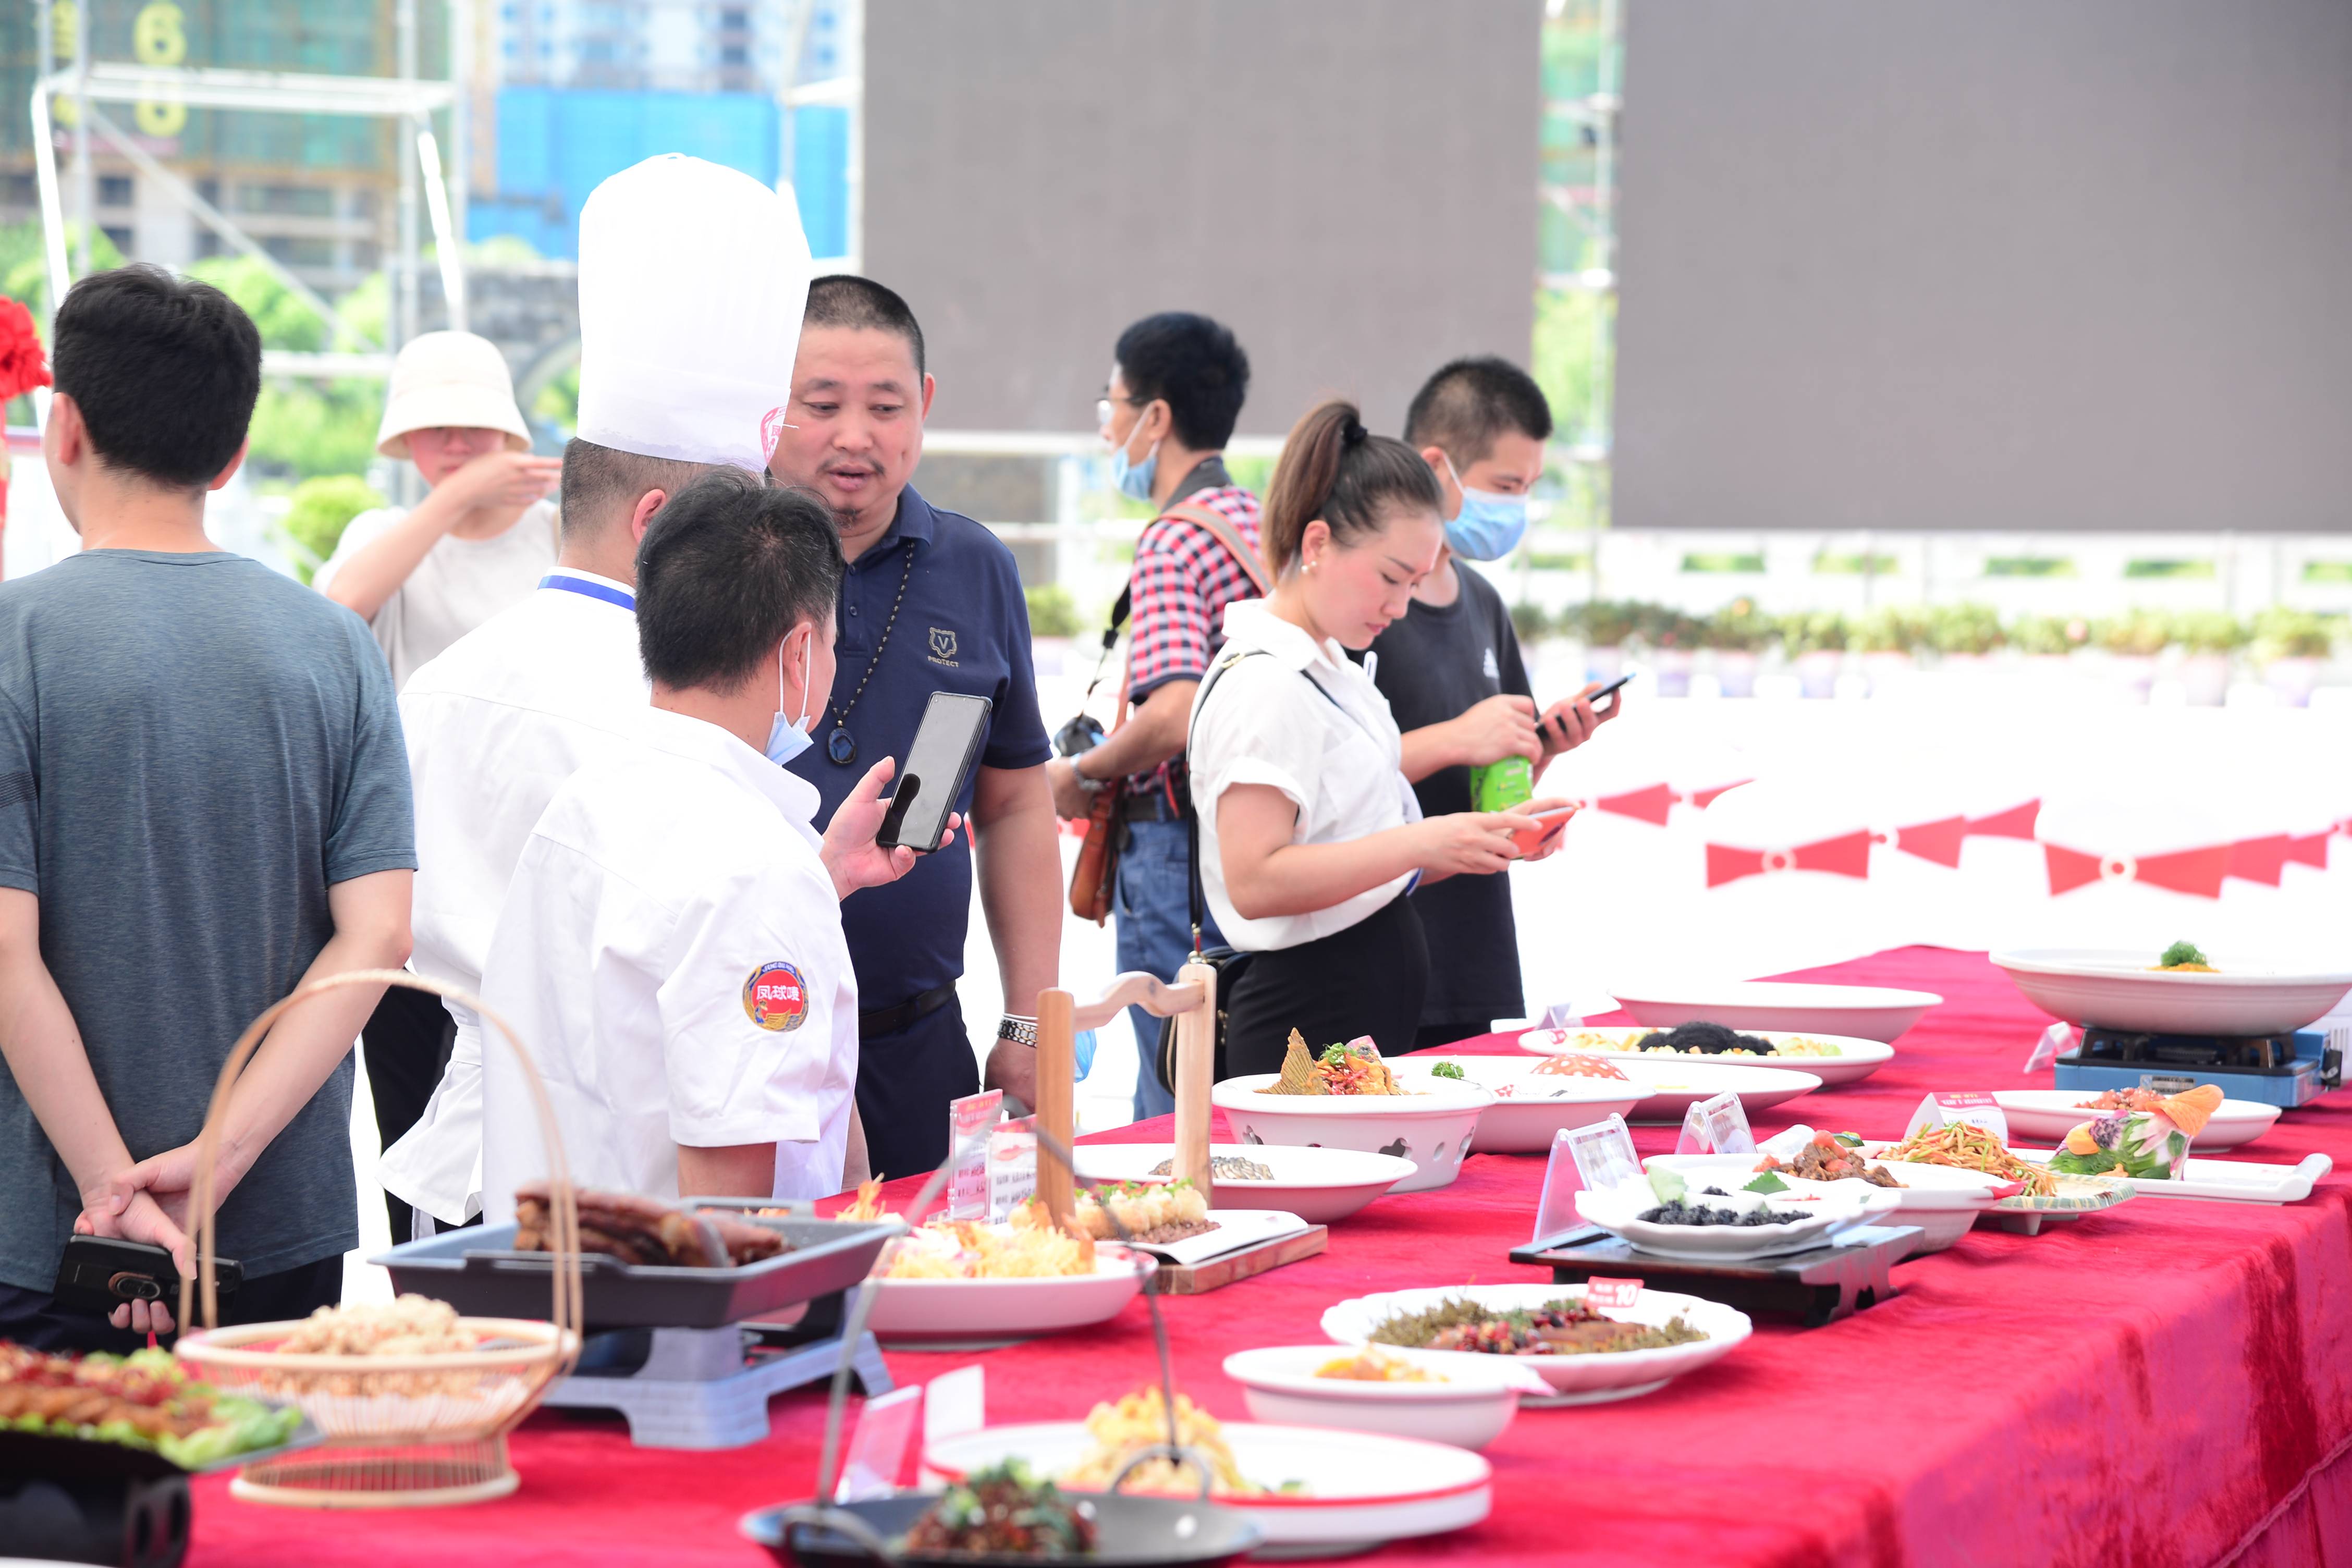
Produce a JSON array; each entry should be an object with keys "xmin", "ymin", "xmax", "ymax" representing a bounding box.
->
[
  {"xmin": 1646, "ymin": 1152, "xmax": 2005, "ymax": 1253},
  {"xmin": 1515, "ymin": 1026, "xmax": 1895, "ymax": 1086},
  {"xmin": 1990, "ymin": 948, "xmax": 2352, "ymax": 1036},
  {"xmin": 861, "ymin": 1249, "xmax": 1153, "ymax": 1344},
  {"xmin": 1991, "ymin": 1089, "xmax": 2281, "ymax": 1150},
  {"xmin": 1540, "ymin": 1058, "xmax": 1824, "ymax": 1124},
  {"xmin": 1608, "ymin": 981, "xmax": 1942, "ymax": 1042},
  {"xmin": 923, "ymin": 1420, "xmax": 1492, "ymax": 1552},
  {"xmin": 1406, "ymin": 1056, "xmax": 1656, "ymax": 1153},
  {"xmin": 1573, "ymin": 1182, "xmax": 1895, "ymax": 1262},
  {"xmin": 1221, "ymin": 1345, "xmax": 1547, "ymax": 1451},
  {"xmin": 1318, "ymin": 1283, "xmax": 1751, "ymax": 1405},
  {"xmin": 1071, "ymin": 1143, "xmax": 1415, "ymax": 1225},
  {"xmin": 1211, "ymin": 1073, "xmax": 1493, "ymax": 1193}
]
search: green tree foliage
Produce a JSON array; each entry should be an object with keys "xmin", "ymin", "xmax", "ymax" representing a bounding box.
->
[
  {"xmin": 1024, "ymin": 582, "xmax": 1082, "ymax": 639},
  {"xmin": 182, "ymin": 256, "xmax": 383, "ymax": 481},
  {"xmin": 278, "ymin": 474, "xmax": 386, "ymax": 585}
]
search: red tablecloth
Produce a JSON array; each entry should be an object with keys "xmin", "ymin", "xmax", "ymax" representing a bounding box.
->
[{"xmin": 187, "ymin": 948, "xmax": 2352, "ymax": 1567}]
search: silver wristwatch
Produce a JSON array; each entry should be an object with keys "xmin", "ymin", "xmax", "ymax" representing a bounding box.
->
[{"xmin": 997, "ymin": 1014, "xmax": 1038, "ymax": 1047}]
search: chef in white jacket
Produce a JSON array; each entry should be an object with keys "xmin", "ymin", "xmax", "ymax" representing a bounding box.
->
[
  {"xmin": 379, "ymin": 154, "xmax": 816, "ymax": 1230},
  {"xmin": 477, "ymin": 471, "xmax": 945, "ymax": 1216}
]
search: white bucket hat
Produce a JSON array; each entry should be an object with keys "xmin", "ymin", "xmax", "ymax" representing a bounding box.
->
[{"xmin": 375, "ymin": 330, "xmax": 533, "ymax": 459}]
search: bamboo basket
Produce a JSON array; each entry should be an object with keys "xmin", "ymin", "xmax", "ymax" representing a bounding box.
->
[{"xmin": 173, "ymin": 969, "xmax": 581, "ymax": 1508}]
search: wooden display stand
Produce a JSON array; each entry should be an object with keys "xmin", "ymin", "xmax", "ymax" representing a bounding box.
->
[{"xmin": 1039, "ymin": 965, "xmax": 1327, "ymax": 1293}]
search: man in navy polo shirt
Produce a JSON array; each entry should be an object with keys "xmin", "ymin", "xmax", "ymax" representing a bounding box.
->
[{"xmin": 770, "ymin": 276, "xmax": 1062, "ymax": 1180}]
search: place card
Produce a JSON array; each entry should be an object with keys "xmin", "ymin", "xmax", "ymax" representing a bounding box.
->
[
  {"xmin": 1540, "ymin": 1001, "xmax": 1584, "ymax": 1031},
  {"xmin": 945, "ymin": 1089, "xmax": 1002, "ymax": 1220},
  {"xmin": 923, "ymin": 1365, "xmax": 985, "ymax": 1446},
  {"xmin": 1905, "ymin": 1091, "xmax": 2008, "ymax": 1142},
  {"xmin": 987, "ymin": 1114, "xmax": 1037, "ymax": 1222},
  {"xmin": 1536, "ymin": 1114, "xmax": 1642, "ymax": 1242},
  {"xmin": 836, "ymin": 1383, "xmax": 924, "ymax": 1501},
  {"xmin": 1583, "ymin": 1276, "xmax": 1643, "ymax": 1309},
  {"xmin": 1674, "ymin": 1089, "xmax": 1756, "ymax": 1156},
  {"xmin": 2024, "ymin": 1022, "xmax": 2076, "ymax": 1073}
]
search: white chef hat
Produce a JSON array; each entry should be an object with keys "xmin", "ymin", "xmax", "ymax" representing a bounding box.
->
[{"xmin": 574, "ymin": 154, "xmax": 812, "ymax": 471}]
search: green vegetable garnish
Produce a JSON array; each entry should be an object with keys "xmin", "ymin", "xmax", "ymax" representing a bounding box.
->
[
  {"xmin": 1743, "ymin": 1171, "xmax": 1790, "ymax": 1194},
  {"xmin": 1832, "ymin": 1132, "xmax": 1864, "ymax": 1147},
  {"xmin": 2159, "ymin": 940, "xmax": 2209, "ymax": 968},
  {"xmin": 1430, "ymin": 1061, "xmax": 1465, "ymax": 1080},
  {"xmin": 1646, "ymin": 1167, "xmax": 1687, "ymax": 1204}
]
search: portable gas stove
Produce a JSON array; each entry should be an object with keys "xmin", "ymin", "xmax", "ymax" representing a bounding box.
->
[{"xmin": 2054, "ymin": 1025, "xmax": 2342, "ymax": 1109}]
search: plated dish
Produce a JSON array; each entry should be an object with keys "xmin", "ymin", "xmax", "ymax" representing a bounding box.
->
[
  {"xmin": 1573, "ymin": 1172, "xmax": 1894, "ymax": 1263},
  {"xmin": 0, "ymin": 1343, "xmax": 305, "ymax": 1473},
  {"xmin": 1318, "ymin": 1283, "xmax": 1751, "ymax": 1406},
  {"xmin": 1220, "ymin": 1346, "xmax": 1548, "ymax": 1451},
  {"xmin": 1606, "ymin": 981, "xmax": 1942, "ymax": 1042},
  {"xmin": 1992, "ymin": 1089, "xmax": 2280, "ymax": 1151},
  {"xmin": 1211, "ymin": 1069, "xmax": 1494, "ymax": 1194},
  {"xmin": 860, "ymin": 1251, "xmax": 1155, "ymax": 1345},
  {"xmin": 1071, "ymin": 1143, "xmax": 1415, "ymax": 1226},
  {"xmin": 1408, "ymin": 1055, "xmax": 1655, "ymax": 1154},
  {"xmin": 1989, "ymin": 947, "xmax": 2352, "ymax": 1035},
  {"xmin": 1515, "ymin": 1024, "xmax": 1894, "ymax": 1086},
  {"xmin": 1648, "ymin": 1144, "xmax": 2006, "ymax": 1254},
  {"xmin": 742, "ymin": 1487, "xmax": 1263, "ymax": 1567},
  {"xmin": 1560, "ymin": 1057, "xmax": 1824, "ymax": 1124}
]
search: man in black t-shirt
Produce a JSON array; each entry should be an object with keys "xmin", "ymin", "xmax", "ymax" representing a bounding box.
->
[{"xmin": 1366, "ymin": 358, "xmax": 1623, "ymax": 1051}]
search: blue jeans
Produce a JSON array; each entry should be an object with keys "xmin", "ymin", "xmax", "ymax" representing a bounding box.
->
[{"xmin": 1117, "ymin": 816, "xmax": 1223, "ymax": 1121}]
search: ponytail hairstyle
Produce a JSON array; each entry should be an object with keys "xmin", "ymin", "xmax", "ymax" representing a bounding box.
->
[{"xmin": 1260, "ymin": 398, "xmax": 1444, "ymax": 578}]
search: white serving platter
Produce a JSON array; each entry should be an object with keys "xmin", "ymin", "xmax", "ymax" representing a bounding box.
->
[
  {"xmin": 1073, "ymin": 1143, "xmax": 1415, "ymax": 1226},
  {"xmin": 2009, "ymin": 1148, "xmax": 2332, "ymax": 1205},
  {"xmin": 861, "ymin": 1248, "xmax": 1154, "ymax": 1346},
  {"xmin": 1210, "ymin": 1073, "xmax": 1494, "ymax": 1193},
  {"xmin": 1989, "ymin": 948, "xmax": 2352, "ymax": 1036},
  {"xmin": 1645, "ymin": 1150, "xmax": 2005, "ymax": 1254},
  {"xmin": 1606, "ymin": 981, "xmax": 1942, "ymax": 1042},
  {"xmin": 1515, "ymin": 1025, "xmax": 1895, "ymax": 1086},
  {"xmin": 1318, "ymin": 1283, "xmax": 1751, "ymax": 1406},
  {"xmin": 1406, "ymin": 1055, "xmax": 1656, "ymax": 1153},
  {"xmin": 1115, "ymin": 1209, "xmax": 1309, "ymax": 1268},
  {"xmin": 1991, "ymin": 1088, "xmax": 2282, "ymax": 1151},
  {"xmin": 1220, "ymin": 1345, "xmax": 1549, "ymax": 1451},
  {"xmin": 923, "ymin": 1420, "xmax": 1492, "ymax": 1553},
  {"xmin": 1572, "ymin": 1181, "xmax": 1896, "ymax": 1263}
]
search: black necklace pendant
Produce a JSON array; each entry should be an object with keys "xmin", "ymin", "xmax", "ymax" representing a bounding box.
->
[{"xmin": 826, "ymin": 726, "xmax": 858, "ymax": 766}]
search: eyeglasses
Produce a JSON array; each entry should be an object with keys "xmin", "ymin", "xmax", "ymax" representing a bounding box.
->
[{"xmin": 1096, "ymin": 394, "xmax": 1146, "ymax": 429}]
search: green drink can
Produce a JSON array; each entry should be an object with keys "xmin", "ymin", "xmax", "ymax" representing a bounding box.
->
[{"xmin": 1469, "ymin": 755, "xmax": 1533, "ymax": 813}]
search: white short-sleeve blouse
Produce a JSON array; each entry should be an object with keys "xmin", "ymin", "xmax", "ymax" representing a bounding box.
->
[{"xmin": 1186, "ymin": 599, "xmax": 1422, "ymax": 952}]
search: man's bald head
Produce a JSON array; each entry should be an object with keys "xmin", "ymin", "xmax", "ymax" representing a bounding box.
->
[{"xmin": 558, "ymin": 438, "xmax": 711, "ymax": 544}]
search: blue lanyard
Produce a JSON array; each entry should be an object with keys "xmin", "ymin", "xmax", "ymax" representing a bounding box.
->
[{"xmin": 537, "ymin": 573, "xmax": 635, "ymax": 611}]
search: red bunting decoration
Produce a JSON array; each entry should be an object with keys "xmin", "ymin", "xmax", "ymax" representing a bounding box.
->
[
  {"xmin": 1590, "ymin": 783, "xmax": 1675, "ymax": 825},
  {"xmin": 1873, "ymin": 815, "xmax": 1968, "ymax": 867},
  {"xmin": 2225, "ymin": 835, "xmax": 2291, "ymax": 887},
  {"xmin": 1706, "ymin": 830, "xmax": 1874, "ymax": 887},
  {"xmin": 1682, "ymin": 780, "xmax": 1751, "ymax": 810},
  {"xmin": 1964, "ymin": 800, "xmax": 2040, "ymax": 840},
  {"xmin": 2285, "ymin": 832, "xmax": 2331, "ymax": 869},
  {"xmin": 2043, "ymin": 842, "xmax": 2231, "ymax": 899}
]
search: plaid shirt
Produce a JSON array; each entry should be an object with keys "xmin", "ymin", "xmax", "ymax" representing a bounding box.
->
[{"xmin": 1123, "ymin": 477, "xmax": 1264, "ymax": 802}]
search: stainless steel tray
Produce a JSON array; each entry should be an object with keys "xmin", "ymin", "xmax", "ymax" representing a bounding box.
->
[{"xmin": 374, "ymin": 1210, "xmax": 900, "ymax": 1330}]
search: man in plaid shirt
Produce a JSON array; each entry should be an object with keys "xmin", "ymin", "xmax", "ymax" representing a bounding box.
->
[{"xmin": 1045, "ymin": 313, "xmax": 1261, "ymax": 1119}]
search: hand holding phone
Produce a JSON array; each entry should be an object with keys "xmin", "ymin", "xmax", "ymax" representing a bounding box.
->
[
  {"xmin": 55, "ymin": 1234, "xmax": 241, "ymax": 1333},
  {"xmin": 877, "ymin": 692, "xmax": 995, "ymax": 854},
  {"xmin": 1510, "ymin": 802, "xmax": 1579, "ymax": 858}
]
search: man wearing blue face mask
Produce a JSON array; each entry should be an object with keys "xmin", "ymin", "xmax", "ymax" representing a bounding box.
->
[{"xmin": 1365, "ymin": 358, "xmax": 1623, "ymax": 1052}]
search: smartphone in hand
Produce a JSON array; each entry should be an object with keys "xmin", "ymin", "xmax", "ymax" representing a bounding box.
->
[
  {"xmin": 1511, "ymin": 804, "xmax": 1579, "ymax": 858},
  {"xmin": 877, "ymin": 692, "xmax": 995, "ymax": 854},
  {"xmin": 54, "ymin": 1235, "xmax": 242, "ymax": 1315}
]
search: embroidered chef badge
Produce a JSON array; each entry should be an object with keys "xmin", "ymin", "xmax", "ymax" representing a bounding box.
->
[{"xmin": 743, "ymin": 960, "xmax": 811, "ymax": 1031}]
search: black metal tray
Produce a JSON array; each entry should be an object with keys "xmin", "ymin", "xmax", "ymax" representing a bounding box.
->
[
  {"xmin": 741, "ymin": 1493, "xmax": 1263, "ymax": 1567},
  {"xmin": 374, "ymin": 1211, "xmax": 901, "ymax": 1330},
  {"xmin": 1510, "ymin": 1222, "xmax": 1925, "ymax": 1327}
]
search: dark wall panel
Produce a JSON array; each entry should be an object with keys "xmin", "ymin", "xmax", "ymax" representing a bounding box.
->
[
  {"xmin": 863, "ymin": 0, "xmax": 1542, "ymax": 439},
  {"xmin": 1614, "ymin": 1, "xmax": 2352, "ymax": 532}
]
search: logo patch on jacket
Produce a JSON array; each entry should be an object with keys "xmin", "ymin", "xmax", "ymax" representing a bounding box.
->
[
  {"xmin": 743, "ymin": 960, "xmax": 810, "ymax": 1031},
  {"xmin": 927, "ymin": 626, "xmax": 959, "ymax": 666}
]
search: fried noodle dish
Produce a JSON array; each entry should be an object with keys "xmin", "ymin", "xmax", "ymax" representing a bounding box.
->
[
  {"xmin": 1879, "ymin": 1124, "xmax": 2056, "ymax": 1196},
  {"xmin": 1060, "ymin": 1387, "xmax": 1293, "ymax": 1497}
]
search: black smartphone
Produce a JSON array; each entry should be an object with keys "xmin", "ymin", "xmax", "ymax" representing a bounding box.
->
[
  {"xmin": 877, "ymin": 692, "xmax": 994, "ymax": 854},
  {"xmin": 54, "ymin": 1235, "xmax": 241, "ymax": 1315},
  {"xmin": 1583, "ymin": 670, "xmax": 1636, "ymax": 709}
]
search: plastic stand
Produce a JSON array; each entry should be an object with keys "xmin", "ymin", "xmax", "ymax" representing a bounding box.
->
[
  {"xmin": 543, "ymin": 1289, "xmax": 892, "ymax": 1449},
  {"xmin": 1509, "ymin": 1223, "xmax": 1925, "ymax": 1328}
]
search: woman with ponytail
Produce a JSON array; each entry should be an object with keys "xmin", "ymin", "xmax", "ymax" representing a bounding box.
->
[{"xmin": 1185, "ymin": 400, "xmax": 1568, "ymax": 1072}]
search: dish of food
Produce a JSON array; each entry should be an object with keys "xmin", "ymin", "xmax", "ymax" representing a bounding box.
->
[
  {"xmin": 0, "ymin": 1343, "xmax": 304, "ymax": 1472},
  {"xmin": 275, "ymin": 1296, "xmax": 481, "ymax": 1357},
  {"xmin": 1074, "ymin": 1143, "xmax": 1416, "ymax": 1224},
  {"xmin": 1648, "ymin": 1145, "xmax": 2004, "ymax": 1254},
  {"xmin": 1063, "ymin": 1182, "xmax": 1219, "ymax": 1245},
  {"xmin": 924, "ymin": 1420, "xmax": 1494, "ymax": 1553},
  {"xmin": 2152, "ymin": 940, "xmax": 2218, "ymax": 973},
  {"xmin": 1318, "ymin": 1284, "xmax": 1753, "ymax": 1405},
  {"xmin": 1991, "ymin": 1089, "xmax": 2280, "ymax": 1150},
  {"xmin": 1404, "ymin": 1055, "xmax": 1653, "ymax": 1154},
  {"xmin": 902, "ymin": 1459, "xmax": 1098, "ymax": 1556},
  {"xmin": 2050, "ymin": 1084, "xmax": 2221, "ymax": 1181},
  {"xmin": 1211, "ymin": 1071, "xmax": 1494, "ymax": 1194},
  {"xmin": 1268, "ymin": 1032, "xmax": 1416, "ymax": 1096},
  {"xmin": 1757, "ymin": 1131, "xmax": 1903, "ymax": 1187},
  {"xmin": 1878, "ymin": 1124, "xmax": 2055, "ymax": 1196},
  {"xmin": 1221, "ymin": 1346, "xmax": 1548, "ymax": 1451},
  {"xmin": 1989, "ymin": 947, "xmax": 2352, "ymax": 1035},
  {"xmin": 740, "ymin": 1490, "xmax": 1263, "ymax": 1568},
  {"xmin": 1315, "ymin": 1349, "xmax": 1442, "ymax": 1382},
  {"xmin": 1515, "ymin": 1054, "xmax": 1827, "ymax": 1122},
  {"xmin": 1061, "ymin": 1388, "xmax": 1286, "ymax": 1499},
  {"xmin": 1517, "ymin": 1025, "xmax": 1894, "ymax": 1086},
  {"xmin": 1607, "ymin": 981, "xmax": 1942, "ymax": 1042},
  {"xmin": 1574, "ymin": 1171, "xmax": 1892, "ymax": 1261},
  {"xmin": 890, "ymin": 1217, "xmax": 1098, "ymax": 1281},
  {"xmin": 512, "ymin": 1182, "xmax": 787, "ymax": 1268}
]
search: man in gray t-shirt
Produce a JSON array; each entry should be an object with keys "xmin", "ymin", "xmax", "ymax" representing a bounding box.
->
[{"xmin": 0, "ymin": 266, "xmax": 415, "ymax": 1352}]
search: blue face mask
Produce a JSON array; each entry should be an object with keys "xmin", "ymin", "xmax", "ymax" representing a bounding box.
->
[
  {"xmin": 766, "ymin": 634, "xmax": 815, "ymax": 767},
  {"xmin": 1109, "ymin": 417, "xmax": 1160, "ymax": 503},
  {"xmin": 1442, "ymin": 458, "xmax": 1532, "ymax": 561}
]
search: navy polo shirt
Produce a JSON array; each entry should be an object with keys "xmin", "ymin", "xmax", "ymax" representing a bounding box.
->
[{"xmin": 788, "ymin": 483, "xmax": 1050, "ymax": 1012}]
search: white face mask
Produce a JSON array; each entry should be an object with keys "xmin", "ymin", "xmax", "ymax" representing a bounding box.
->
[{"xmin": 765, "ymin": 632, "xmax": 815, "ymax": 766}]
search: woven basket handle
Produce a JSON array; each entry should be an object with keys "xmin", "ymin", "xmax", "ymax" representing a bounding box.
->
[{"xmin": 182, "ymin": 968, "xmax": 581, "ymax": 1380}]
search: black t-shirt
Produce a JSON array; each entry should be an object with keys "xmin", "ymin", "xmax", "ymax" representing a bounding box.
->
[{"xmin": 1358, "ymin": 561, "xmax": 1533, "ymax": 1028}]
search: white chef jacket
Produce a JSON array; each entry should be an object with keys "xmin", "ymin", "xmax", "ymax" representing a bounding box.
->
[
  {"xmin": 1187, "ymin": 598, "xmax": 1422, "ymax": 953},
  {"xmin": 378, "ymin": 569, "xmax": 650, "ymax": 1224},
  {"xmin": 475, "ymin": 706, "xmax": 859, "ymax": 1220}
]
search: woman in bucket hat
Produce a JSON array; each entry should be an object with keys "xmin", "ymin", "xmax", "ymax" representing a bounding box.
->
[{"xmin": 316, "ymin": 330, "xmax": 564, "ymax": 691}]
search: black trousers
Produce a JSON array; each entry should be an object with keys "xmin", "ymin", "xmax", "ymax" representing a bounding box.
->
[
  {"xmin": 854, "ymin": 993, "xmax": 981, "ymax": 1184},
  {"xmin": 1222, "ymin": 896, "xmax": 1430, "ymax": 1078},
  {"xmin": 360, "ymin": 984, "xmax": 457, "ymax": 1245},
  {"xmin": 1413, "ymin": 1018, "xmax": 1496, "ymax": 1054},
  {"xmin": 0, "ymin": 1255, "xmax": 344, "ymax": 1356}
]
